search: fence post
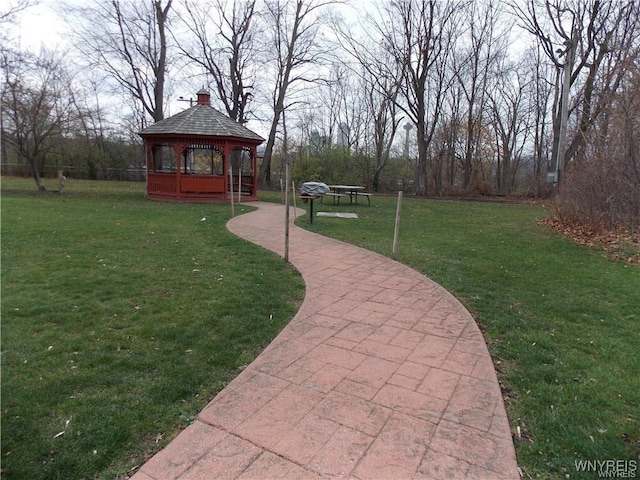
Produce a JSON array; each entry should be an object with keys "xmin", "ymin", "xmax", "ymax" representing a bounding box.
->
[
  {"xmin": 284, "ymin": 159, "xmax": 290, "ymax": 263},
  {"xmin": 392, "ymin": 191, "xmax": 403, "ymax": 259}
]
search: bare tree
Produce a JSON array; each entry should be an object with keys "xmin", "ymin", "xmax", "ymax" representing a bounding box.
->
[
  {"xmin": 455, "ymin": 0, "xmax": 507, "ymax": 190},
  {"xmin": 336, "ymin": 69, "xmax": 369, "ymax": 155},
  {"xmin": 331, "ymin": 12, "xmax": 403, "ymax": 191},
  {"xmin": 177, "ymin": 0, "xmax": 258, "ymax": 123},
  {"xmin": 65, "ymin": 76, "xmax": 120, "ymax": 180},
  {"xmin": 558, "ymin": 55, "xmax": 640, "ymax": 230},
  {"xmin": 305, "ymin": 62, "xmax": 370, "ymax": 155},
  {"xmin": 64, "ymin": 0, "xmax": 173, "ymax": 127},
  {"xmin": 513, "ymin": 0, "xmax": 640, "ymax": 178},
  {"xmin": 0, "ymin": 0, "xmax": 37, "ymax": 27},
  {"xmin": 363, "ymin": 71, "xmax": 402, "ymax": 191},
  {"xmin": 489, "ymin": 59, "xmax": 532, "ymax": 195},
  {"xmin": 524, "ymin": 44, "xmax": 555, "ymax": 195},
  {"xmin": 375, "ymin": 0, "xmax": 463, "ymax": 196},
  {"xmin": 1, "ymin": 49, "xmax": 78, "ymax": 190},
  {"xmin": 566, "ymin": 2, "xmax": 640, "ymax": 166},
  {"xmin": 308, "ymin": 64, "xmax": 344, "ymax": 149},
  {"xmin": 258, "ymin": 0, "xmax": 338, "ymax": 186},
  {"xmin": 431, "ymin": 82, "xmax": 463, "ymax": 194}
]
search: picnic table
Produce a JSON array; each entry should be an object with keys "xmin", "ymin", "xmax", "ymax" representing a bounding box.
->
[{"xmin": 322, "ymin": 185, "xmax": 371, "ymax": 205}]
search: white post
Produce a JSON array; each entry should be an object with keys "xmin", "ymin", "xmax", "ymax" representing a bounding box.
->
[{"xmin": 392, "ymin": 191, "xmax": 403, "ymax": 259}]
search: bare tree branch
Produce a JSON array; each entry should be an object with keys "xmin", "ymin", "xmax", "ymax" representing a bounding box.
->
[
  {"xmin": 258, "ymin": 0, "xmax": 342, "ymax": 186},
  {"xmin": 176, "ymin": 0, "xmax": 257, "ymax": 123},
  {"xmin": 62, "ymin": 0, "xmax": 173, "ymax": 127}
]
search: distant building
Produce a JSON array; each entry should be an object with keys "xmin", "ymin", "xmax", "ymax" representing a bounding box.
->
[
  {"xmin": 310, "ymin": 129, "xmax": 328, "ymax": 153},
  {"xmin": 337, "ymin": 123, "xmax": 349, "ymax": 148}
]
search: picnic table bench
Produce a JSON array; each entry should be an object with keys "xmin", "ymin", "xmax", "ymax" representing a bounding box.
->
[
  {"xmin": 320, "ymin": 192, "xmax": 348, "ymax": 204},
  {"xmin": 327, "ymin": 185, "xmax": 372, "ymax": 205}
]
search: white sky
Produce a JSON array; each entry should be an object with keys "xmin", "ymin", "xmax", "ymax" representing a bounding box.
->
[
  {"xmin": 13, "ymin": 0, "xmax": 69, "ymax": 52},
  {"xmin": 10, "ymin": 0, "xmax": 376, "ymax": 137},
  {"xmin": 9, "ymin": 0, "xmax": 533, "ymax": 140},
  {"xmin": 14, "ymin": 0, "xmax": 367, "ymax": 53}
]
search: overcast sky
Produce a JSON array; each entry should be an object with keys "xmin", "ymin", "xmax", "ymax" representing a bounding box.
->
[
  {"xmin": 14, "ymin": 0, "xmax": 369, "ymax": 54},
  {"xmin": 9, "ymin": 0, "xmax": 377, "ymax": 136},
  {"xmin": 9, "ymin": 0, "xmax": 530, "ymax": 140},
  {"xmin": 13, "ymin": 0, "xmax": 70, "ymax": 52}
]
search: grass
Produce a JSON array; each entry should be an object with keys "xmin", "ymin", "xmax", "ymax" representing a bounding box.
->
[
  {"xmin": 274, "ymin": 190, "xmax": 639, "ymax": 480},
  {"xmin": 3, "ymin": 179, "xmax": 638, "ymax": 479},
  {"xmin": 1, "ymin": 177, "xmax": 305, "ymax": 479}
]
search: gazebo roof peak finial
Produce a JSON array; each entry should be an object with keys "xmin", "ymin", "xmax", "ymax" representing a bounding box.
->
[{"xmin": 196, "ymin": 88, "xmax": 210, "ymax": 106}]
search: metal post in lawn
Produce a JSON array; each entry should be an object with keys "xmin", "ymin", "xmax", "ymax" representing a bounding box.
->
[
  {"xmin": 392, "ymin": 191, "xmax": 403, "ymax": 260},
  {"xmin": 555, "ymin": 32, "xmax": 576, "ymax": 193}
]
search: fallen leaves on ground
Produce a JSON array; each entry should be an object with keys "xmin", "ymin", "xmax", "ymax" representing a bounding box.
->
[{"xmin": 539, "ymin": 217, "xmax": 640, "ymax": 264}]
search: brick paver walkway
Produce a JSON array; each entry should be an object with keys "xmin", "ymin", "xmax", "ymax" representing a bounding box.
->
[{"xmin": 131, "ymin": 202, "xmax": 519, "ymax": 480}]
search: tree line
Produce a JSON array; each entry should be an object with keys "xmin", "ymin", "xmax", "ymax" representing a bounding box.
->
[{"xmin": 1, "ymin": 0, "xmax": 638, "ymax": 230}]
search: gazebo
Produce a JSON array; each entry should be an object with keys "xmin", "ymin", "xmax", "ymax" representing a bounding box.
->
[{"xmin": 139, "ymin": 89, "xmax": 264, "ymax": 202}]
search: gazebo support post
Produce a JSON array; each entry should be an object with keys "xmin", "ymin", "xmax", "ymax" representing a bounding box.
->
[
  {"xmin": 223, "ymin": 143, "xmax": 231, "ymax": 200},
  {"xmin": 174, "ymin": 144, "xmax": 182, "ymax": 199},
  {"xmin": 251, "ymin": 146, "xmax": 258, "ymax": 198}
]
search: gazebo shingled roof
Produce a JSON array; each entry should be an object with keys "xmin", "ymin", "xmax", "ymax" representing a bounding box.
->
[
  {"xmin": 138, "ymin": 89, "xmax": 263, "ymax": 203},
  {"xmin": 140, "ymin": 101, "xmax": 264, "ymax": 142}
]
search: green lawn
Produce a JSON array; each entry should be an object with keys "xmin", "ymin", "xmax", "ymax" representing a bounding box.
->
[
  {"xmin": 2, "ymin": 179, "xmax": 638, "ymax": 480},
  {"xmin": 1, "ymin": 178, "xmax": 304, "ymax": 479},
  {"xmin": 280, "ymin": 191, "xmax": 638, "ymax": 480}
]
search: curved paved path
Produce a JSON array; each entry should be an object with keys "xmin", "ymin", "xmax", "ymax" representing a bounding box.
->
[{"xmin": 132, "ymin": 202, "xmax": 518, "ymax": 480}]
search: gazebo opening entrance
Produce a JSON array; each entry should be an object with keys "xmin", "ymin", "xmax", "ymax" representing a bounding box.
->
[{"xmin": 229, "ymin": 147, "xmax": 255, "ymax": 196}]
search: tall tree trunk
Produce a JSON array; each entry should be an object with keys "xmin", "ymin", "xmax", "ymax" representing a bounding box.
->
[
  {"xmin": 153, "ymin": 0, "xmax": 171, "ymax": 122},
  {"xmin": 31, "ymin": 166, "xmax": 45, "ymax": 191},
  {"xmin": 415, "ymin": 118, "xmax": 428, "ymax": 195}
]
